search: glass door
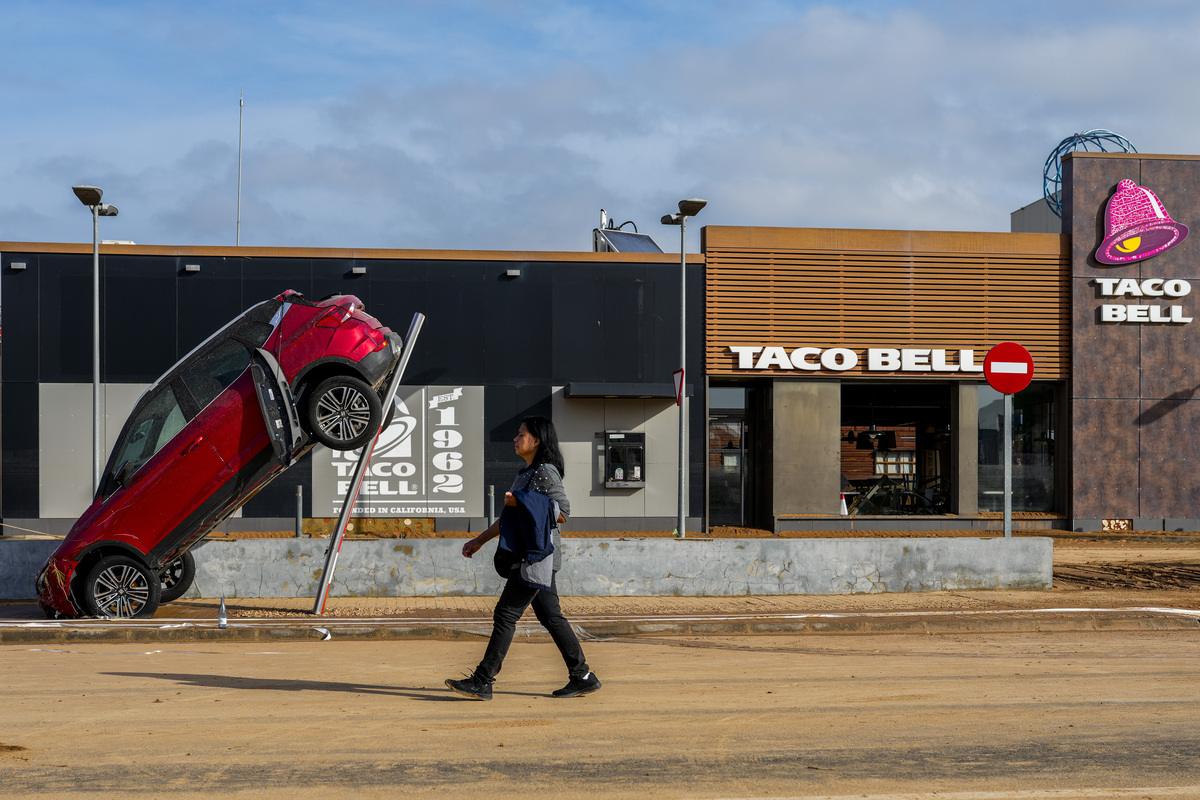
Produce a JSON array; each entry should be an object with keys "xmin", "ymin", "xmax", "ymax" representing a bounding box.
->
[
  {"xmin": 708, "ymin": 415, "xmax": 746, "ymax": 526},
  {"xmin": 708, "ymin": 386, "xmax": 750, "ymax": 527}
]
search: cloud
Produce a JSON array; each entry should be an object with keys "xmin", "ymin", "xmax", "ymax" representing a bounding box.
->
[{"xmin": 4, "ymin": 2, "xmax": 1200, "ymax": 251}]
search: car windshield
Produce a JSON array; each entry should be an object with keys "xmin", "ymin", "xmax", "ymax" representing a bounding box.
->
[{"xmin": 110, "ymin": 386, "xmax": 187, "ymax": 477}]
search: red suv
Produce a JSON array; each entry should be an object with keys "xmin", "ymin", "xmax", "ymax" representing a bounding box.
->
[{"xmin": 36, "ymin": 290, "xmax": 403, "ymax": 619}]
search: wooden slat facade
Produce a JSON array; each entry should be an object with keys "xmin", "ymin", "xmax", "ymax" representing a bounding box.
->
[{"xmin": 703, "ymin": 226, "xmax": 1071, "ymax": 380}]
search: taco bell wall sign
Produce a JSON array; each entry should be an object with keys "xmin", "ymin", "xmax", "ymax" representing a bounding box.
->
[
  {"xmin": 1095, "ymin": 179, "xmax": 1189, "ymax": 264},
  {"xmin": 1092, "ymin": 179, "xmax": 1193, "ymax": 325}
]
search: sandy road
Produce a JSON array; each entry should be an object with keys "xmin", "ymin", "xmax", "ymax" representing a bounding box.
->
[{"xmin": 2, "ymin": 630, "xmax": 1200, "ymax": 799}]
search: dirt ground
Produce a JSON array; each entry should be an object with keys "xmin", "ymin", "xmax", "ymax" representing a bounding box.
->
[
  {"xmin": 6, "ymin": 529, "xmax": 1200, "ymax": 797},
  {"xmin": 1051, "ymin": 539, "xmax": 1200, "ymax": 590},
  {"xmin": 3, "ymin": 631, "xmax": 1199, "ymax": 799}
]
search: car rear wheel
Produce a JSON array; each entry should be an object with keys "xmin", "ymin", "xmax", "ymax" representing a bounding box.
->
[
  {"xmin": 306, "ymin": 375, "xmax": 382, "ymax": 450},
  {"xmin": 81, "ymin": 555, "xmax": 162, "ymax": 619},
  {"xmin": 159, "ymin": 552, "xmax": 197, "ymax": 603}
]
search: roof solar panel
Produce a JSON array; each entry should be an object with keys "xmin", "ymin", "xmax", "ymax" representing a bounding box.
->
[{"xmin": 598, "ymin": 229, "xmax": 664, "ymax": 253}]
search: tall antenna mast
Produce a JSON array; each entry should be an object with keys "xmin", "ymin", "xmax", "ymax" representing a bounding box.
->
[{"xmin": 237, "ymin": 89, "xmax": 244, "ymax": 246}]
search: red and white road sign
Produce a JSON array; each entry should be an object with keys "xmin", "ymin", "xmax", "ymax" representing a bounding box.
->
[
  {"xmin": 983, "ymin": 342, "xmax": 1035, "ymax": 394},
  {"xmin": 673, "ymin": 368, "xmax": 685, "ymax": 406}
]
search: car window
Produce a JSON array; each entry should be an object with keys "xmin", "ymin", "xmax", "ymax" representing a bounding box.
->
[
  {"xmin": 111, "ymin": 386, "xmax": 188, "ymax": 476},
  {"xmin": 236, "ymin": 320, "xmax": 274, "ymax": 347},
  {"xmin": 181, "ymin": 338, "xmax": 252, "ymax": 410}
]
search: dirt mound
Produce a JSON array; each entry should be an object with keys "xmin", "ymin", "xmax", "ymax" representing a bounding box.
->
[{"xmin": 1055, "ymin": 561, "xmax": 1200, "ymax": 590}]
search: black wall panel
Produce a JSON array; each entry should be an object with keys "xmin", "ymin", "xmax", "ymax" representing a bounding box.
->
[
  {"xmin": 411, "ymin": 261, "xmax": 487, "ymax": 385},
  {"xmin": 177, "ymin": 257, "xmax": 246, "ymax": 356},
  {"xmin": 600, "ymin": 264, "xmax": 649, "ymax": 382},
  {"xmin": 244, "ymin": 259, "xmax": 312, "ymax": 309},
  {"xmin": 368, "ymin": 260, "xmax": 432, "ymax": 383},
  {"xmin": 2, "ymin": 382, "xmax": 39, "ymax": 518},
  {"xmin": 551, "ymin": 279, "xmax": 605, "ymax": 382},
  {"xmin": 484, "ymin": 264, "xmax": 553, "ymax": 385},
  {"xmin": 2, "ymin": 253, "xmax": 40, "ymax": 382},
  {"xmin": 38, "ymin": 254, "xmax": 93, "ymax": 382},
  {"xmin": 106, "ymin": 257, "xmax": 177, "ymax": 381},
  {"xmin": 313, "ymin": 259, "xmax": 362, "ymax": 305}
]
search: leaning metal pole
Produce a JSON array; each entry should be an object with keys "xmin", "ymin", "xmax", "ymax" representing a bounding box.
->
[
  {"xmin": 677, "ymin": 216, "xmax": 687, "ymax": 539},
  {"xmin": 92, "ymin": 205, "xmax": 101, "ymax": 493},
  {"xmin": 313, "ymin": 312, "xmax": 425, "ymax": 614}
]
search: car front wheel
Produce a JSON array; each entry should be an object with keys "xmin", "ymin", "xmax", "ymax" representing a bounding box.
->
[
  {"xmin": 81, "ymin": 555, "xmax": 162, "ymax": 619},
  {"xmin": 306, "ymin": 375, "xmax": 382, "ymax": 450}
]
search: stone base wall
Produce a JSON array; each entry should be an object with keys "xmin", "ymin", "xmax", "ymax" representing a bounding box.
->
[{"xmin": 1, "ymin": 536, "xmax": 1052, "ymax": 600}]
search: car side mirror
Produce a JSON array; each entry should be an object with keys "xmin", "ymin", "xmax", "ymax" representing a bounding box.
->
[{"xmin": 114, "ymin": 460, "xmax": 135, "ymax": 490}]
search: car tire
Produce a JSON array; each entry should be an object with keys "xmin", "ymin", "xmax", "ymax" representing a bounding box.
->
[
  {"xmin": 81, "ymin": 555, "xmax": 162, "ymax": 619},
  {"xmin": 306, "ymin": 375, "xmax": 382, "ymax": 450},
  {"xmin": 159, "ymin": 552, "xmax": 197, "ymax": 603},
  {"xmin": 382, "ymin": 395, "xmax": 397, "ymax": 430}
]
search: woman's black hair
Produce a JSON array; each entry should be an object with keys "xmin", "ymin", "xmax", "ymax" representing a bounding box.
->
[{"xmin": 521, "ymin": 416, "xmax": 565, "ymax": 477}]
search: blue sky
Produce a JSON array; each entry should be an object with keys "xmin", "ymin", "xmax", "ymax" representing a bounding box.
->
[{"xmin": 3, "ymin": 0, "xmax": 1199, "ymax": 252}]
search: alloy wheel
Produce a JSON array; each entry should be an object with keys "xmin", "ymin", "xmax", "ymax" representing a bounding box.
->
[{"xmin": 92, "ymin": 562, "xmax": 153, "ymax": 617}]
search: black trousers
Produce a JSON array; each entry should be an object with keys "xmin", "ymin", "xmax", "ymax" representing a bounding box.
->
[{"xmin": 476, "ymin": 573, "xmax": 588, "ymax": 682}]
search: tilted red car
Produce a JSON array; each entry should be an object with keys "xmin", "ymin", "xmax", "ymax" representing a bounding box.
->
[{"xmin": 37, "ymin": 290, "xmax": 403, "ymax": 619}]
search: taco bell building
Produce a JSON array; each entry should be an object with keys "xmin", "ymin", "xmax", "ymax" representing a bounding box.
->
[{"xmin": 3, "ymin": 151, "xmax": 1200, "ymax": 538}]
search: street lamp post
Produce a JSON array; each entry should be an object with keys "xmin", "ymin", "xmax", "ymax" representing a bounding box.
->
[
  {"xmin": 72, "ymin": 185, "xmax": 119, "ymax": 493},
  {"xmin": 661, "ymin": 198, "xmax": 707, "ymax": 539}
]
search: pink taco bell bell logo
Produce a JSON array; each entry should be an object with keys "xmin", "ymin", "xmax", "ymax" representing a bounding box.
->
[{"xmin": 1095, "ymin": 179, "xmax": 1189, "ymax": 265}]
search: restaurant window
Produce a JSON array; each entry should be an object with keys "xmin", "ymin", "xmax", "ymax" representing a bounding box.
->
[
  {"xmin": 977, "ymin": 382, "xmax": 1056, "ymax": 512},
  {"xmin": 874, "ymin": 450, "xmax": 916, "ymax": 477},
  {"xmin": 841, "ymin": 383, "xmax": 951, "ymax": 515}
]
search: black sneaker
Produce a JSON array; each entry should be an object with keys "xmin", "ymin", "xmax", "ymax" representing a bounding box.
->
[
  {"xmin": 445, "ymin": 674, "xmax": 493, "ymax": 701},
  {"xmin": 552, "ymin": 671, "xmax": 601, "ymax": 698}
]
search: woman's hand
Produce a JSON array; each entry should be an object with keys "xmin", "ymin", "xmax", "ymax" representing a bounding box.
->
[
  {"xmin": 462, "ymin": 536, "xmax": 484, "ymax": 558},
  {"xmin": 504, "ymin": 491, "xmax": 517, "ymax": 507}
]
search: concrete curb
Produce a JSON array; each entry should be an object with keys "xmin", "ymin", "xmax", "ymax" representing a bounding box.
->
[{"xmin": 3, "ymin": 607, "xmax": 1197, "ymax": 644}]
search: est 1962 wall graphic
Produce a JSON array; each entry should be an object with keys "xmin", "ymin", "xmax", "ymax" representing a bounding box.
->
[{"xmin": 312, "ymin": 385, "xmax": 484, "ymax": 517}]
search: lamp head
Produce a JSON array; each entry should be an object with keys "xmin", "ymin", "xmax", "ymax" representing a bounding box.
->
[
  {"xmin": 660, "ymin": 213, "xmax": 682, "ymax": 226},
  {"xmin": 97, "ymin": 204, "xmax": 118, "ymax": 217},
  {"xmin": 677, "ymin": 198, "xmax": 707, "ymax": 217},
  {"xmin": 72, "ymin": 185, "xmax": 104, "ymax": 206}
]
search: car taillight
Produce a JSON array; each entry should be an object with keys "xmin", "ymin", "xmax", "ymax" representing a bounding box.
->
[{"xmin": 316, "ymin": 307, "xmax": 352, "ymax": 328}]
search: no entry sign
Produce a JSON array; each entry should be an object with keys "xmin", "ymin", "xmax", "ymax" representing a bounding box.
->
[{"xmin": 983, "ymin": 342, "xmax": 1035, "ymax": 394}]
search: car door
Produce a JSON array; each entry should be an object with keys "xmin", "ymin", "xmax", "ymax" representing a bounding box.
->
[
  {"xmin": 163, "ymin": 339, "xmax": 302, "ymax": 557},
  {"xmin": 170, "ymin": 338, "xmax": 279, "ymax": 548},
  {"xmin": 250, "ymin": 347, "xmax": 304, "ymax": 465},
  {"xmin": 103, "ymin": 381, "xmax": 231, "ymax": 567}
]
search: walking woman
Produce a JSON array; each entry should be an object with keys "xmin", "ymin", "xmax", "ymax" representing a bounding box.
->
[{"xmin": 446, "ymin": 416, "xmax": 600, "ymax": 701}]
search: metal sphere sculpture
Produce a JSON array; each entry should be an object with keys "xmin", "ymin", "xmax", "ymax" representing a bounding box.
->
[{"xmin": 1043, "ymin": 129, "xmax": 1137, "ymax": 218}]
